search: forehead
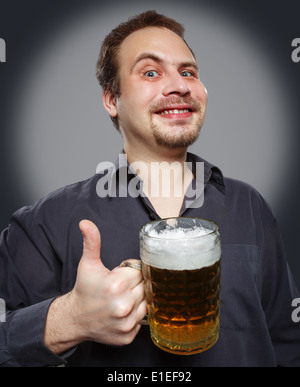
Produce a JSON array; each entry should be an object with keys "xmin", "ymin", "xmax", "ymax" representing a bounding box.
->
[{"xmin": 118, "ymin": 26, "xmax": 196, "ymax": 69}]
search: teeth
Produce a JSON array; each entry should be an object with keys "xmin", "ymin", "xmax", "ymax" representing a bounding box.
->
[{"xmin": 159, "ymin": 109, "xmax": 190, "ymax": 115}]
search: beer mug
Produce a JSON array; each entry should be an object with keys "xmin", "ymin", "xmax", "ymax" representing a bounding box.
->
[{"xmin": 140, "ymin": 217, "xmax": 221, "ymax": 355}]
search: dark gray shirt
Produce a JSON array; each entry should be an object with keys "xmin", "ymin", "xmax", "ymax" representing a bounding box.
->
[{"xmin": 0, "ymin": 153, "xmax": 299, "ymax": 367}]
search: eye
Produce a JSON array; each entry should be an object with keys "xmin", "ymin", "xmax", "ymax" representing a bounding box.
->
[
  {"xmin": 180, "ymin": 70, "xmax": 193, "ymax": 77},
  {"xmin": 145, "ymin": 70, "xmax": 159, "ymax": 78}
]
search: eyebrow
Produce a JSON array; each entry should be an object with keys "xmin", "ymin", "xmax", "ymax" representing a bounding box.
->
[{"xmin": 130, "ymin": 52, "xmax": 199, "ymax": 74}]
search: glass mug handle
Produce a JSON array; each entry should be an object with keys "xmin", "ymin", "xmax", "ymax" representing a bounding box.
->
[{"xmin": 118, "ymin": 259, "xmax": 149, "ymax": 326}]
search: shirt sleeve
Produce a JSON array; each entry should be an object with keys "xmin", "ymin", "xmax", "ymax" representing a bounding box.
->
[
  {"xmin": 0, "ymin": 205, "xmax": 74, "ymax": 367},
  {"xmin": 261, "ymin": 213, "xmax": 300, "ymax": 367},
  {"xmin": 1, "ymin": 299, "xmax": 69, "ymax": 367}
]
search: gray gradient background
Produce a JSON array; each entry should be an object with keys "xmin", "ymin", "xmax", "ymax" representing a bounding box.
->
[{"xmin": 0, "ymin": 0, "xmax": 300, "ymax": 288}]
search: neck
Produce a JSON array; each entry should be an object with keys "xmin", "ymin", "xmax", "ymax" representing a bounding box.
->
[
  {"xmin": 124, "ymin": 145, "xmax": 193, "ymax": 219},
  {"xmin": 124, "ymin": 144, "xmax": 188, "ymax": 165}
]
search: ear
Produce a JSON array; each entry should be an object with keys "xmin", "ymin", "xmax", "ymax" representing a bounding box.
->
[{"xmin": 102, "ymin": 90, "xmax": 118, "ymax": 118}]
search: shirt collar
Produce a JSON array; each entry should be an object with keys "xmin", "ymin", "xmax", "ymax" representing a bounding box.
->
[{"xmin": 186, "ymin": 152, "xmax": 226, "ymax": 193}]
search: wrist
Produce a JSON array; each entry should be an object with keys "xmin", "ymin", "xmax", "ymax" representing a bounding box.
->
[{"xmin": 43, "ymin": 292, "xmax": 86, "ymax": 355}]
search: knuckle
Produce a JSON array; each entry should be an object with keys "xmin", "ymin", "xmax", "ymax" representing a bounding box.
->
[
  {"xmin": 109, "ymin": 281, "xmax": 123, "ymax": 296},
  {"xmin": 105, "ymin": 278, "xmax": 127, "ymax": 296},
  {"xmin": 120, "ymin": 317, "xmax": 136, "ymax": 334},
  {"xmin": 115, "ymin": 302, "xmax": 132, "ymax": 318}
]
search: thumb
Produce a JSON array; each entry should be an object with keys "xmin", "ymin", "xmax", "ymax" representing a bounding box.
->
[
  {"xmin": 73, "ymin": 220, "xmax": 108, "ymax": 303},
  {"xmin": 79, "ymin": 219, "xmax": 105, "ymax": 268}
]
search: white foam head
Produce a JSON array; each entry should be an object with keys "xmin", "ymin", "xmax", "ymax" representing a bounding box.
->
[{"xmin": 140, "ymin": 218, "xmax": 221, "ymax": 270}]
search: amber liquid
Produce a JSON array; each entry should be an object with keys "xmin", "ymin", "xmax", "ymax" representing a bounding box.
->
[{"xmin": 142, "ymin": 260, "xmax": 220, "ymax": 355}]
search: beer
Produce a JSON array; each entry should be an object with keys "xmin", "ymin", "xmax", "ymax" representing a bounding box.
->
[
  {"xmin": 140, "ymin": 217, "xmax": 221, "ymax": 355},
  {"xmin": 142, "ymin": 260, "xmax": 220, "ymax": 354}
]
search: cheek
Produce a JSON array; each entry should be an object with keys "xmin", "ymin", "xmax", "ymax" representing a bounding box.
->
[
  {"xmin": 201, "ymin": 91, "xmax": 208, "ymax": 107},
  {"xmin": 193, "ymin": 87, "xmax": 208, "ymax": 111},
  {"xmin": 117, "ymin": 94, "xmax": 145, "ymax": 130},
  {"xmin": 199, "ymin": 82, "xmax": 208, "ymax": 103},
  {"xmin": 191, "ymin": 79, "xmax": 207, "ymax": 96},
  {"xmin": 122, "ymin": 89, "xmax": 154, "ymax": 117}
]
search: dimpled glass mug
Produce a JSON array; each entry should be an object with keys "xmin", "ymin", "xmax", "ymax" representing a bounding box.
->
[{"xmin": 140, "ymin": 217, "xmax": 221, "ymax": 355}]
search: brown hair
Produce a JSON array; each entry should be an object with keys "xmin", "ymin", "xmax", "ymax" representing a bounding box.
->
[{"xmin": 96, "ymin": 10, "xmax": 188, "ymax": 130}]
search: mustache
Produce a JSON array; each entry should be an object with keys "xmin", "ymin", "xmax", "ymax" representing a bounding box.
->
[{"xmin": 149, "ymin": 96, "xmax": 202, "ymax": 114}]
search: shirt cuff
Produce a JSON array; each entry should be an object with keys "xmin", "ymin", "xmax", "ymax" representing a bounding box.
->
[{"xmin": 7, "ymin": 298, "xmax": 75, "ymax": 367}]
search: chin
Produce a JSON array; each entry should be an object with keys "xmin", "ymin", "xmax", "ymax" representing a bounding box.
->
[
  {"xmin": 154, "ymin": 132, "xmax": 200, "ymax": 149},
  {"xmin": 152, "ymin": 125, "xmax": 201, "ymax": 149}
]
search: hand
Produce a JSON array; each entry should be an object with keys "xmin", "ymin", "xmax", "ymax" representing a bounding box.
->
[
  {"xmin": 44, "ymin": 220, "xmax": 147, "ymax": 354},
  {"xmin": 71, "ymin": 219, "xmax": 147, "ymax": 345}
]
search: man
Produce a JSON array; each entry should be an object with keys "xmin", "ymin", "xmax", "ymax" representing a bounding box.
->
[{"xmin": 0, "ymin": 10, "xmax": 299, "ymax": 367}]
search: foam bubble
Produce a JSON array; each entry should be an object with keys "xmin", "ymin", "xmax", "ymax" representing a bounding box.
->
[
  {"xmin": 146, "ymin": 225, "xmax": 211, "ymax": 239},
  {"xmin": 140, "ymin": 224, "xmax": 221, "ymax": 271}
]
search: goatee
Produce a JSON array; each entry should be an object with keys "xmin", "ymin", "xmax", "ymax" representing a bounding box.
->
[{"xmin": 149, "ymin": 96, "xmax": 205, "ymax": 149}]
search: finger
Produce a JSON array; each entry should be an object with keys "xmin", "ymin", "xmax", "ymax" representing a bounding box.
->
[
  {"xmin": 131, "ymin": 282, "xmax": 147, "ymax": 324},
  {"xmin": 110, "ymin": 280, "xmax": 145, "ymax": 319},
  {"xmin": 118, "ymin": 259, "xmax": 142, "ymax": 271},
  {"xmin": 112, "ymin": 264, "xmax": 143, "ymax": 290},
  {"xmin": 130, "ymin": 280, "xmax": 146, "ymax": 306},
  {"xmin": 110, "ymin": 297, "xmax": 146, "ymax": 333},
  {"xmin": 79, "ymin": 219, "xmax": 106, "ymax": 269},
  {"xmin": 136, "ymin": 299, "xmax": 148, "ymax": 324}
]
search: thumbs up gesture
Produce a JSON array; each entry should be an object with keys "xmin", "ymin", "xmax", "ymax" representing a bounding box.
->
[{"xmin": 44, "ymin": 220, "xmax": 147, "ymax": 354}]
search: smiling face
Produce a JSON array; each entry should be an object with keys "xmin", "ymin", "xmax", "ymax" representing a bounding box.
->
[{"xmin": 103, "ymin": 26, "xmax": 208, "ymax": 157}]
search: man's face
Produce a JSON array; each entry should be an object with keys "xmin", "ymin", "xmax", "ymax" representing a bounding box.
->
[{"xmin": 105, "ymin": 26, "xmax": 208, "ymax": 153}]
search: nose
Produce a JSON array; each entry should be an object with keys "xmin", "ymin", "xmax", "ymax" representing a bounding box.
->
[{"xmin": 162, "ymin": 70, "xmax": 191, "ymax": 97}]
